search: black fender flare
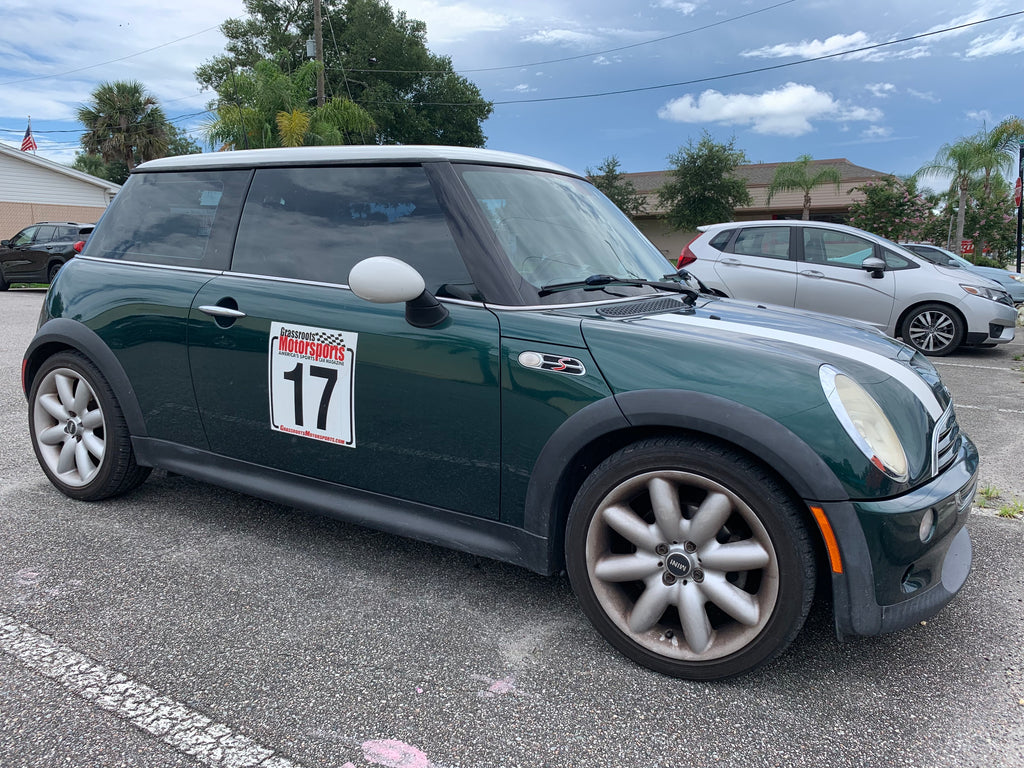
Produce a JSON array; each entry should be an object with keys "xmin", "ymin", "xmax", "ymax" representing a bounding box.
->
[
  {"xmin": 524, "ymin": 389, "xmax": 848, "ymax": 568},
  {"xmin": 23, "ymin": 317, "xmax": 148, "ymax": 437}
]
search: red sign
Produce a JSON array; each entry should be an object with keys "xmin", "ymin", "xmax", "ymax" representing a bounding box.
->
[
  {"xmin": 960, "ymin": 239, "xmax": 975, "ymax": 256},
  {"xmin": 1015, "ymin": 177, "xmax": 1022, "ymax": 207}
]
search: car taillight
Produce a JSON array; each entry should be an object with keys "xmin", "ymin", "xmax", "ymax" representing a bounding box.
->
[
  {"xmin": 677, "ymin": 235, "xmax": 700, "ymax": 268},
  {"xmin": 72, "ymin": 240, "xmax": 85, "ymax": 253}
]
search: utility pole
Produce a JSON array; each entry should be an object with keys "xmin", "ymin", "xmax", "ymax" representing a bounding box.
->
[
  {"xmin": 1016, "ymin": 139, "xmax": 1023, "ymax": 273},
  {"xmin": 314, "ymin": 0, "xmax": 325, "ymax": 107}
]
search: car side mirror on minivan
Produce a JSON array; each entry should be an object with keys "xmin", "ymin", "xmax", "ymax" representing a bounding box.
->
[
  {"xmin": 861, "ymin": 256, "xmax": 886, "ymax": 279},
  {"xmin": 348, "ymin": 256, "xmax": 450, "ymax": 328}
]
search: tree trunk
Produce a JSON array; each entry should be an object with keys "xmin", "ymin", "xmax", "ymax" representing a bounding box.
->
[
  {"xmin": 954, "ymin": 182, "xmax": 968, "ymax": 252},
  {"xmin": 802, "ymin": 190, "xmax": 811, "ymax": 220}
]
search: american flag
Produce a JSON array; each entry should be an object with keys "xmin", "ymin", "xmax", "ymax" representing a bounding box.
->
[{"xmin": 21, "ymin": 122, "xmax": 37, "ymax": 152}]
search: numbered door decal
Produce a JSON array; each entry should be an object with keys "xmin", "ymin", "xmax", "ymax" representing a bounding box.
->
[{"xmin": 268, "ymin": 322, "xmax": 358, "ymax": 447}]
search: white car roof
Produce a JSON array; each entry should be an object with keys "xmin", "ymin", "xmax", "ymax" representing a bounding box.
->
[{"xmin": 136, "ymin": 145, "xmax": 579, "ymax": 176}]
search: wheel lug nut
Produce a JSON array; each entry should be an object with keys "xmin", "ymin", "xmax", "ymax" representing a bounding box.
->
[
  {"xmin": 662, "ymin": 572, "xmax": 677, "ymax": 585},
  {"xmin": 693, "ymin": 569, "xmax": 705, "ymax": 582},
  {"xmin": 655, "ymin": 544, "xmax": 669, "ymax": 556},
  {"xmin": 684, "ymin": 541, "xmax": 697, "ymax": 553}
]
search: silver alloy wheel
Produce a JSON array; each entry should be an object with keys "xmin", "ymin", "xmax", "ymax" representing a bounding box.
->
[
  {"xmin": 907, "ymin": 309, "xmax": 956, "ymax": 353},
  {"xmin": 585, "ymin": 470, "xmax": 779, "ymax": 661},
  {"xmin": 32, "ymin": 367, "xmax": 107, "ymax": 488}
]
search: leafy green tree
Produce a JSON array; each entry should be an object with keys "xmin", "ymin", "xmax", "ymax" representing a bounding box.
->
[
  {"xmin": 586, "ymin": 156, "xmax": 646, "ymax": 217},
  {"xmin": 166, "ymin": 124, "xmax": 203, "ymax": 156},
  {"xmin": 195, "ymin": 0, "xmax": 492, "ymax": 146},
  {"xmin": 765, "ymin": 154, "xmax": 842, "ymax": 220},
  {"xmin": 204, "ymin": 59, "xmax": 375, "ymax": 149},
  {"xmin": 76, "ymin": 80, "xmax": 170, "ymax": 171},
  {"xmin": 847, "ymin": 176, "xmax": 935, "ymax": 242},
  {"xmin": 657, "ymin": 133, "xmax": 751, "ymax": 231}
]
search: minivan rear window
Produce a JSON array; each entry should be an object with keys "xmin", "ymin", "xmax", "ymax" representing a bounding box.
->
[{"xmin": 84, "ymin": 171, "xmax": 250, "ymax": 269}]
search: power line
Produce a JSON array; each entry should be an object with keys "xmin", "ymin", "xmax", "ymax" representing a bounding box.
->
[
  {"xmin": 344, "ymin": 0, "xmax": 799, "ymax": 75},
  {"xmin": 360, "ymin": 9, "xmax": 1024, "ymax": 107},
  {"xmin": 0, "ymin": 25, "xmax": 222, "ymax": 87}
]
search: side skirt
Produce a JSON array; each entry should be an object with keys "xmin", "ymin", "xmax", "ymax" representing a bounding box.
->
[{"xmin": 132, "ymin": 437, "xmax": 552, "ymax": 575}]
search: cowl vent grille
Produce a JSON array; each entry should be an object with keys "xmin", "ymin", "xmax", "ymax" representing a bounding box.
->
[{"xmin": 596, "ymin": 298, "xmax": 690, "ymax": 317}]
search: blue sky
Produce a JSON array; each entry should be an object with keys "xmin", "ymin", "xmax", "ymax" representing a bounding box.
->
[{"xmin": 2, "ymin": 0, "xmax": 1024, "ymax": 185}]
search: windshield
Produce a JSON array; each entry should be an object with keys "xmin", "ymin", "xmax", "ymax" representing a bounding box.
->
[{"xmin": 458, "ymin": 165, "xmax": 674, "ymax": 304}]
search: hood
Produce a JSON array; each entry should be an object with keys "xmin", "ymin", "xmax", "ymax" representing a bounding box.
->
[{"xmin": 572, "ymin": 293, "xmax": 950, "ymax": 421}]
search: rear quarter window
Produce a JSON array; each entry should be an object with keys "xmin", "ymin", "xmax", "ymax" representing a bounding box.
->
[
  {"xmin": 84, "ymin": 171, "xmax": 250, "ymax": 269},
  {"xmin": 708, "ymin": 229, "xmax": 733, "ymax": 250}
]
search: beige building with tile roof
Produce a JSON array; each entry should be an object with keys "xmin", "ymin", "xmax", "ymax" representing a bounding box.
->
[{"xmin": 623, "ymin": 158, "xmax": 890, "ymax": 262}]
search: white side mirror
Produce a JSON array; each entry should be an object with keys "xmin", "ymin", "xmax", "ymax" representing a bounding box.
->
[{"xmin": 349, "ymin": 257, "xmax": 426, "ymax": 304}]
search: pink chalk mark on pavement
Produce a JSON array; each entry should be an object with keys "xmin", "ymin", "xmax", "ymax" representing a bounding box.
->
[
  {"xmin": 470, "ymin": 673, "xmax": 517, "ymax": 698},
  {"xmin": 362, "ymin": 739, "xmax": 435, "ymax": 768}
]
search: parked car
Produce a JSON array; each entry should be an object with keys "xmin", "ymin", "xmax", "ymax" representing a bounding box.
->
[
  {"xmin": 24, "ymin": 146, "xmax": 977, "ymax": 680},
  {"xmin": 0, "ymin": 222, "xmax": 94, "ymax": 289},
  {"xmin": 679, "ymin": 220, "xmax": 1016, "ymax": 356},
  {"xmin": 900, "ymin": 242, "xmax": 1024, "ymax": 305}
]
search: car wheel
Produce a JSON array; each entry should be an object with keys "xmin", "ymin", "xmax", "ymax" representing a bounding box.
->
[
  {"xmin": 29, "ymin": 351, "xmax": 151, "ymax": 500},
  {"xmin": 901, "ymin": 303, "xmax": 964, "ymax": 356},
  {"xmin": 47, "ymin": 262, "xmax": 62, "ymax": 283},
  {"xmin": 565, "ymin": 437, "xmax": 815, "ymax": 680},
  {"xmin": 0, "ymin": 275, "xmax": 8, "ymax": 291}
]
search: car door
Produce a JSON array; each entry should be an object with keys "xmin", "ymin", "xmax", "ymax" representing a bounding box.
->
[
  {"xmin": 1, "ymin": 225, "xmax": 50, "ymax": 281},
  {"xmin": 187, "ymin": 163, "xmax": 502, "ymax": 520},
  {"xmin": 713, "ymin": 225, "xmax": 798, "ymax": 306},
  {"xmin": 794, "ymin": 227, "xmax": 896, "ymax": 331}
]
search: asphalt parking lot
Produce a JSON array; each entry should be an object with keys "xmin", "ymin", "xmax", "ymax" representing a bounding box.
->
[{"xmin": 1, "ymin": 287, "xmax": 1022, "ymax": 768}]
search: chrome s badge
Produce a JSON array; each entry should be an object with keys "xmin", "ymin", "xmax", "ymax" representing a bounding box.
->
[{"xmin": 517, "ymin": 351, "xmax": 586, "ymax": 376}]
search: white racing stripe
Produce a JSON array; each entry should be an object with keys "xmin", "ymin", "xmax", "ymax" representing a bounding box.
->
[
  {"xmin": 655, "ymin": 314, "xmax": 944, "ymax": 420},
  {"xmin": 0, "ymin": 610, "xmax": 303, "ymax": 768}
]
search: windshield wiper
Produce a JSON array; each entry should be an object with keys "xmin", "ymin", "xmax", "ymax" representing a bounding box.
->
[{"xmin": 539, "ymin": 273, "xmax": 698, "ymax": 301}]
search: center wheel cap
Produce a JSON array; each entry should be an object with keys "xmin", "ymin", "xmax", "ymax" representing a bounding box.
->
[{"xmin": 665, "ymin": 551, "xmax": 694, "ymax": 578}]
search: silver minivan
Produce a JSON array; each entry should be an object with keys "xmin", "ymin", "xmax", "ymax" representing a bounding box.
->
[{"xmin": 681, "ymin": 220, "xmax": 1017, "ymax": 356}]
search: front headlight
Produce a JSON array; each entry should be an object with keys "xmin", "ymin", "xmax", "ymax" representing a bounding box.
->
[
  {"xmin": 819, "ymin": 365, "xmax": 908, "ymax": 482},
  {"xmin": 1007, "ymin": 273, "xmax": 1024, "ymax": 283},
  {"xmin": 961, "ymin": 283, "xmax": 1012, "ymax": 304}
]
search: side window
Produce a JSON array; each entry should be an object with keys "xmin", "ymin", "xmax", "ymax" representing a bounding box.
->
[
  {"xmin": 56, "ymin": 226, "xmax": 78, "ymax": 241},
  {"xmin": 708, "ymin": 229, "xmax": 733, "ymax": 251},
  {"xmin": 883, "ymin": 248, "xmax": 917, "ymax": 270},
  {"xmin": 34, "ymin": 226, "xmax": 58, "ymax": 243},
  {"xmin": 11, "ymin": 227, "xmax": 38, "ymax": 246},
  {"xmin": 232, "ymin": 165, "xmax": 474, "ymax": 298},
  {"xmin": 84, "ymin": 171, "xmax": 250, "ymax": 269},
  {"xmin": 804, "ymin": 229, "xmax": 875, "ymax": 269},
  {"xmin": 730, "ymin": 227, "xmax": 791, "ymax": 260}
]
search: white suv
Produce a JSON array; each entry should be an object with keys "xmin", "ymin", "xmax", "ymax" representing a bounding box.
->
[{"xmin": 680, "ymin": 220, "xmax": 1017, "ymax": 356}]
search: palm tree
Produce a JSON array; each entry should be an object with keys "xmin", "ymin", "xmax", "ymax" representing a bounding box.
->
[
  {"xmin": 918, "ymin": 138, "xmax": 986, "ymax": 250},
  {"xmin": 765, "ymin": 155, "xmax": 843, "ymax": 219},
  {"xmin": 76, "ymin": 80, "xmax": 170, "ymax": 171},
  {"xmin": 204, "ymin": 59, "xmax": 375, "ymax": 150}
]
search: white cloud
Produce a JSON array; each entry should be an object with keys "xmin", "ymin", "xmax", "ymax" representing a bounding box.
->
[
  {"xmin": 966, "ymin": 109, "xmax": 994, "ymax": 124},
  {"xmin": 522, "ymin": 29, "xmax": 603, "ymax": 47},
  {"xmin": 741, "ymin": 32, "xmax": 870, "ymax": 59},
  {"xmin": 908, "ymin": 89, "xmax": 940, "ymax": 103},
  {"xmin": 393, "ymin": 1, "xmax": 511, "ymax": 45},
  {"xmin": 657, "ymin": 82, "xmax": 882, "ymax": 137},
  {"xmin": 866, "ymin": 83, "xmax": 896, "ymax": 98},
  {"xmin": 652, "ymin": 1, "xmax": 698, "ymax": 14},
  {"xmin": 511, "ymin": 83, "xmax": 537, "ymax": 93},
  {"xmin": 862, "ymin": 126, "xmax": 893, "ymax": 139},
  {"xmin": 965, "ymin": 25, "xmax": 1024, "ymax": 57}
]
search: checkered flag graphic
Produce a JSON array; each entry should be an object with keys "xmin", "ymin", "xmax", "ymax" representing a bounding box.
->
[{"xmin": 316, "ymin": 332, "xmax": 347, "ymax": 346}]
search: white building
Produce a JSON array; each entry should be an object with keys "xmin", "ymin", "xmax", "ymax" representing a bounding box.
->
[{"xmin": 0, "ymin": 143, "xmax": 120, "ymax": 237}]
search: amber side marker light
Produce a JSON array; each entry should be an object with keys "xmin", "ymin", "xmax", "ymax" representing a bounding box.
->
[{"xmin": 810, "ymin": 506, "xmax": 843, "ymax": 574}]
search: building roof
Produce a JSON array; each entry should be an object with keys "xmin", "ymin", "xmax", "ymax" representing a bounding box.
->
[
  {"xmin": 625, "ymin": 158, "xmax": 889, "ymax": 196},
  {"xmin": 0, "ymin": 142, "xmax": 121, "ymax": 195}
]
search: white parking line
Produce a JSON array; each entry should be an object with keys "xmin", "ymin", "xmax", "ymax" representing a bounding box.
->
[
  {"xmin": 933, "ymin": 361, "xmax": 1020, "ymax": 371},
  {"xmin": 955, "ymin": 404, "xmax": 1024, "ymax": 415},
  {"xmin": 0, "ymin": 610, "xmax": 304, "ymax": 768}
]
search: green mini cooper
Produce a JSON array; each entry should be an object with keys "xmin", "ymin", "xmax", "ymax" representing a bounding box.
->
[{"xmin": 23, "ymin": 146, "xmax": 976, "ymax": 680}]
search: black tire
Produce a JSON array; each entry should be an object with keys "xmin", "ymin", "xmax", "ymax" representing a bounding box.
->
[
  {"xmin": 28, "ymin": 351, "xmax": 151, "ymax": 501},
  {"xmin": 47, "ymin": 262, "xmax": 62, "ymax": 283},
  {"xmin": 0, "ymin": 275, "xmax": 8, "ymax": 291},
  {"xmin": 900, "ymin": 303, "xmax": 964, "ymax": 356},
  {"xmin": 565, "ymin": 436, "xmax": 815, "ymax": 680}
]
